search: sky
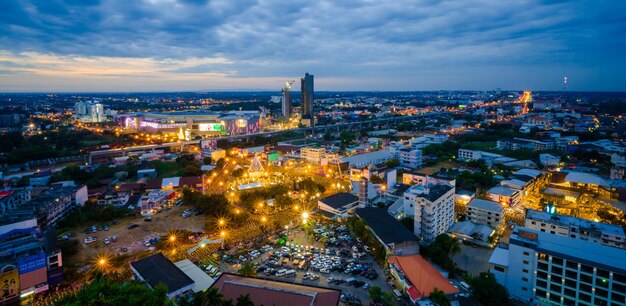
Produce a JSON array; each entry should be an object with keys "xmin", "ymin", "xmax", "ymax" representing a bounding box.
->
[{"xmin": 0, "ymin": 0, "xmax": 625, "ymax": 92}]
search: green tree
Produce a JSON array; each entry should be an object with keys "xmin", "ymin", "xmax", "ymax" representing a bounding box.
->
[
  {"xmin": 384, "ymin": 158, "xmax": 400, "ymax": 168},
  {"xmin": 367, "ymin": 286, "xmax": 394, "ymax": 306},
  {"xmin": 429, "ymin": 288, "xmax": 450, "ymax": 306},
  {"xmin": 193, "ymin": 288, "xmax": 232, "ymax": 306},
  {"xmin": 203, "ymin": 157, "xmax": 212, "ymax": 165},
  {"xmin": 238, "ymin": 261, "xmax": 256, "ymax": 277},
  {"xmin": 471, "ymin": 272, "xmax": 510, "ymax": 306},
  {"xmin": 57, "ymin": 276, "xmax": 172, "ymax": 306},
  {"xmin": 235, "ymin": 294, "xmax": 254, "ymax": 306}
]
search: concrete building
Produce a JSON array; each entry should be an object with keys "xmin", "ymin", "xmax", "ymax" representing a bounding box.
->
[
  {"xmin": 466, "ymin": 198, "xmax": 505, "ymax": 228},
  {"xmin": 340, "ymin": 150, "xmax": 394, "ymax": 168},
  {"xmin": 524, "ymin": 209, "xmax": 626, "ymax": 249},
  {"xmin": 404, "ymin": 183, "xmax": 455, "ymax": 242},
  {"xmin": 74, "ymin": 101, "xmax": 106, "ymax": 123},
  {"xmin": 497, "ymin": 138, "xmax": 555, "ymax": 151},
  {"xmin": 397, "ymin": 148, "xmax": 423, "ymax": 169},
  {"xmin": 300, "ymin": 147, "xmax": 326, "ymax": 165},
  {"xmin": 0, "ymin": 188, "xmax": 32, "ymax": 214},
  {"xmin": 489, "ymin": 228, "xmax": 626, "ymax": 305}
]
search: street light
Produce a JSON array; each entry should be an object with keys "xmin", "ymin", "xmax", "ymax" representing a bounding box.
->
[
  {"xmin": 169, "ymin": 235, "xmax": 176, "ymax": 242},
  {"xmin": 218, "ymin": 218, "xmax": 225, "ymax": 226},
  {"xmin": 220, "ymin": 231, "xmax": 226, "ymax": 249}
]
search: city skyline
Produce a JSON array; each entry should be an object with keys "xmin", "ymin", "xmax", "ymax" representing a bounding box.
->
[{"xmin": 1, "ymin": 0, "xmax": 625, "ymax": 92}]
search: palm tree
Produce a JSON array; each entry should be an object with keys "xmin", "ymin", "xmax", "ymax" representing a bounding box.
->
[
  {"xmin": 235, "ymin": 294, "xmax": 254, "ymax": 306},
  {"xmin": 238, "ymin": 261, "xmax": 256, "ymax": 277},
  {"xmin": 195, "ymin": 288, "xmax": 227, "ymax": 306},
  {"xmin": 448, "ymin": 237, "xmax": 461, "ymax": 259}
]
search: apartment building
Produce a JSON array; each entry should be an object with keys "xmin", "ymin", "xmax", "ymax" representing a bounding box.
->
[
  {"xmin": 300, "ymin": 147, "xmax": 326, "ymax": 164},
  {"xmin": 524, "ymin": 209, "xmax": 626, "ymax": 249},
  {"xmin": 489, "ymin": 228, "xmax": 626, "ymax": 305},
  {"xmin": 404, "ymin": 183, "xmax": 455, "ymax": 242}
]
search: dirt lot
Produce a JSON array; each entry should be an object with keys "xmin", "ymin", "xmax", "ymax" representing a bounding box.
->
[{"xmin": 68, "ymin": 204, "xmax": 207, "ymax": 269}]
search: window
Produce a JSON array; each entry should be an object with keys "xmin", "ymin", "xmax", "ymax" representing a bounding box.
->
[
  {"xmin": 580, "ymin": 274, "xmax": 593, "ymax": 284},
  {"xmin": 521, "ymin": 287, "xmax": 527, "ymax": 291},
  {"xmin": 523, "ymin": 269, "xmax": 529, "ymax": 273},
  {"xmin": 536, "ymin": 279, "xmax": 547, "ymax": 288},
  {"xmin": 579, "ymin": 293, "xmax": 591, "ymax": 303},
  {"xmin": 523, "ymin": 251, "xmax": 530, "ymax": 256},
  {"xmin": 579, "ymin": 283, "xmax": 592, "ymax": 293},
  {"xmin": 538, "ymin": 253, "xmax": 548, "ymax": 261},
  {"xmin": 494, "ymin": 266, "xmax": 505, "ymax": 272},
  {"xmin": 536, "ymin": 289, "xmax": 547, "ymax": 298},
  {"xmin": 565, "ymin": 261, "xmax": 577, "ymax": 269},
  {"xmin": 565, "ymin": 269, "xmax": 577, "ymax": 279},
  {"xmin": 564, "ymin": 288, "xmax": 576, "ymax": 298},
  {"xmin": 552, "ymin": 276, "xmax": 562, "ymax": 284},
  {"xmin": 537, "ymin": 271, "xmax": 548, "ymax": 280},
  {"xmin": 614, "ymin": 273, "xmax": 626, "ymax": 284},
  {"xmin": 523, "ymin": 260, "xmax": 529, "ymax": 265},
  {"xmin": 551, "ymin": 266, "xmax": 563, "ymax": 275},
  {"xmin": 580, "ymin": 264, "xmax": 593, "ymax": 274},
  {"xmin": 552, "ymin": 257, "xmax": 564, "ymax": 266},
  {"xmin": 597, "ymin": 269, "xmax": 610, "ymax": 279},
  {"xmin": 531, "ymin": 221, "xmax": 536, "ymax": 225},
  {"xmin": 522, "ymin": 277, "xmax": 528, "ymax": 282}
]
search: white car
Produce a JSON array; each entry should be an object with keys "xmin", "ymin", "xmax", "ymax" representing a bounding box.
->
[{"xmin": 103, "ymin": 238, "xmax": 111, "ymax": 245}]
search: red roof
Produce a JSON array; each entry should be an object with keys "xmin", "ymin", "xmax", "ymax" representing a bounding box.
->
[
  {"xmin": 407, "ymin": 286, "xmax": 421, "ymax": 301},
  {"xmin": 0, "ymin": 190, "xmax": 15, "ymax": 198},
  {"xmin": 388, "ymin": 254, "xmax": 458, "ymax": 297},
  {"xmin": 212, "ymin": 274, "xmax": 340, "ymax": 306}
]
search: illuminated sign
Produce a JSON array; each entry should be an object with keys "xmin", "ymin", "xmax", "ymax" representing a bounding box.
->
[
  {"xmin": 198, "ymin": 123, "xmax": 223, "ymax": 131},
  {"xmin": 0, "ymin": 266, "xmax": 19, "ymax": 303},
  {"xmin": 139, "ymin": 121, "xmax": 186, "ymax": 129}
]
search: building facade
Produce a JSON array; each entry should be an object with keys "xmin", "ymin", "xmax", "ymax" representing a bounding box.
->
[
  {"xmin": 466, "ymin": 198, "xmax": 504, "ymax": 228},
  {"xmin": 404, "ymin": 184, "xmax": 455, "ymax": 242},
  {"xmin": 281, "ymin": 81, "xmax": 292, "ymax": 118},
  {"xmin": 300, "ymin": 73, "xmax": 314, "ymax": 119},
  {"xmin": 300, "ymin": 147, "xmax": 326, "ymax": 165},
  {"xmin": 489, "ymin": 228, "xmax": 626, "ymax": 306},
  {"xmin": 524, "ymin": 209, "xmax": 626, "ymax": 249}
]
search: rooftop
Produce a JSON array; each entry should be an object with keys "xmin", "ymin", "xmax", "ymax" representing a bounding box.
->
[
  {"xmin": 405, "ymin": 184, "xmax": 454, "ymax": 202},
  {"xmin": 487, "ymin": 186, "xmax": 518, "ymax": 197},
  {"xmin": 356, "ymin": 207, "xmax": 418, "ymax": 245},
  {"xmin": 130, "ymin": 253, "xmax": 194, "ymax": 293},
  {"xmin": 525, "ymin": 209, "xmax": 624, "ymax": 237},
  {"xmin": 388, "ymin": 255, "xmax": 458, "ymax": 297},
  {"xmin": 510, "ymin": 228, "xmax": 626, "ymax": 275},
  {"xmin": 211, "ymin": 273, "xmax": 341, "ymax": 306},
  {"xmin": 319, "ymin": 192, "xmax": 359, "ymax": 209},
  {"xmin": 340, "ymin": 150, "xmax": 393, "ymax": 166},
  {"xmin": 467, "ymin": 198, "xmax": 504, "ymax": 213}
]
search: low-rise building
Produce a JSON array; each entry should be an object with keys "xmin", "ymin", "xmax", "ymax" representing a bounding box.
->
[
  {"xmin": 300, "ymin": 147, "xmax": 326, "ymax": 164},
  {"xmin": 388, "ymin": 254, "xmax": 458, "ymax": 303},
  {"xmin": 130, "ymin": 253, "xmax": 194, "ymax": 299},
  {"xmin": 497, "ymin": 138, "xmax": 555, "ymax": 151},
  {"xmin": 317, "ymin": 193, "xmax": 360, "ymax": 218},
  {"xmin": 486, "ymin": 185, "xmax": 521, "ymax": 207},
  {"xmin": 355, "ymin": 207, "xmax": 419, "ymax": 255},
  {"xmin": 466, "ymin": 198, "xmax": 505, "ymax": 228},
  {"xmin": 524, "ymin": 209, "xmax": 626, "ymax": 249}
]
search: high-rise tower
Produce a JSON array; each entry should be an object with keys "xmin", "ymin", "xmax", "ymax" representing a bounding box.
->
[
  {"xmin": 281, "ymin": 81, "xmax": 292, "ymax": 118},
  {"xmin": 300, "ymin": 73, "xmax": 314, "ymax": 119}
]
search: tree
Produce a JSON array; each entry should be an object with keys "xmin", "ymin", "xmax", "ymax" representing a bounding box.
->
[
  {"xmin": 56, "ymin": 276, "xmax": 173, "ymax": 306},
  {"xmin": 238, "ymin": 261, "xmax": 256, "ymax": 277},
  {"xmin": 367, "ymin": 286, "xmax": 394, "ymax": 306},
  {"xmin": 231, "ymin": 168, "xmax": 244, "ymax": 178},
  {"xmin": 471, "ymin": 272, "xmax": 510, "ymax": 306},
  {"xmin": 203, "ymin": 156, "xmax": 212, "ymax": 165},
  {"xmin": 429, "ymin": 288, "xmax": 450, "ymax": 306},
  {"xmin": 399, "ymin": 216, "xmax": 414, "ymax": 232},
  {"xmin": 235, "ymin": 294, "xmax": 254, "ymax": 306},
  {"xmin": 384, "ymin": 158, "xmax": 400, "ymax": 168},
  {"xmin": 216, "ymin": 158, "xmax": 225, "ymax": 169},
  {"xmin": 192, "ymin": 288, "xmax": 232, "ymax": 306}
]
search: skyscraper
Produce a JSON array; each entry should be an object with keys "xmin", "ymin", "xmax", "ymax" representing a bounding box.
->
[
  {"xmin": 300, "ymin": 72, "xmax": 314, "ymax": 119},
  {"xmin": 281, "ymin": 81, "xmax": 292, "ymax": 118}
]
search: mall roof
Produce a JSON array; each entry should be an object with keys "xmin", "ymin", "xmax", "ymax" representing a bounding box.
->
[
  {"xmin": 130, "ymin": 253, "xmax": 194, "ymax": 293},
  {"xmin": 564, "ymin": 171, "xmax": 609, "ymax": 187},
  {"xmin": 211, "ymin": 273, "xmax": 341, "ymax": 306},
  {"xmin": 487, "ymin": 186, "xmax": 519, "ymax": 197},
  {"xmin": 340, "ymin": 150, "xmax": 393, "ymax": 167},
  {"xmin": 388, "ymin": 255, "xmax": 458, "ymax": 297}
]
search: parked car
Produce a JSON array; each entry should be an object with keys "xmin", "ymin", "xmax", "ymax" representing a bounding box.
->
[
  {"xmin": 103, "ymin": 238, "xmax": 110, "ymax": 245},
  {"xmin": 128, "ymin": 224, "xmax": 139, "ymax": 229}
]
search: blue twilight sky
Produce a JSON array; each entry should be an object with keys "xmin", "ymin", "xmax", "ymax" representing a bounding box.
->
[{"xmin": 0, "ymin": 0, "xmax": 625, "ymax": 92}]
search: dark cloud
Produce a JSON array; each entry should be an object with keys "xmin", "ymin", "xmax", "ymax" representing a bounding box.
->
[{"xmin": 0, "ymin": 0, "xmax": 624, "ymax": 91}]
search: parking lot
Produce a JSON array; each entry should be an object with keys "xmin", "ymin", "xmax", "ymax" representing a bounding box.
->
[
  {"xmin": 219, "ymin": 222, "xmax": 394, "ymax": 305},
  {"xmin": 66, "ymin": 200, "xmax": 207, "ymax": 269}
]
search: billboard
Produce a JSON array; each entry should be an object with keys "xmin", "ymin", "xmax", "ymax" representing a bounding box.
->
[
  {"xmin": 267, "ymin": 152, "xmax": 279, "ymax": 162},
  {"xmin": 0, "ymin": 266, "xmax": 19, "ymax": 303},
  {"xmin": 17, "ymin": 253, "xmax": 46, "ymax": 274},
  {"xmin": 198, "ymin": 123, "xmax": 223, "ymax": 132}
]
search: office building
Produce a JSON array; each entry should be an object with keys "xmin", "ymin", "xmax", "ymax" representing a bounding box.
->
[
  {"xmin": 74, "ymin": 101, "xmax": 106, "ymax": 123},
  {"xmin": 300, "ymin": 72, "xmax": 314, "ymax": 119},
  {"xmin": 403, "ymin": 183, "xmax": 455, "ymax": 242},
  {"xmin": 281, "ymin": 81, "xmax": 292, "ymax": 118},
  {"xmin": 489, "ymin": 228, "xmax": 626, "ymax": 305},
  {"xmin": 466, "ymin": 198, "xmax": 504, "ymax": 228},
  {"xmin": 524, "ymin": 209, "xmax": 626, "ymax": 249}
]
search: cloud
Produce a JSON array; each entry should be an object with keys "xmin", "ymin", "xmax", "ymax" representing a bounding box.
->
[{"xmin": 0, "ymin": 0, "xmax": 624, "ymax": 91}]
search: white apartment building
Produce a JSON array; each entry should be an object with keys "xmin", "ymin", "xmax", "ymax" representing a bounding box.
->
[
  {"xmin": 466, "ymin": 198, "xmax": 504, "ymax": 228},
  {"xmin": 404, "ymin": 183, "xmax": 455, "ymax": 242},
  {"xmin": 300, "ymin": 147, "xmax": 326, "ymax": 164},
  {"xmin": 489, "ymin": 228, "xmax": 626, "ymax": 306},
  {"xmin": 74, "ymin": 101, "xmax": 106, "ymax": 123},
  {"xmin": 524, "ymin": 209, "xmax": 626, "ymax": 249}
]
